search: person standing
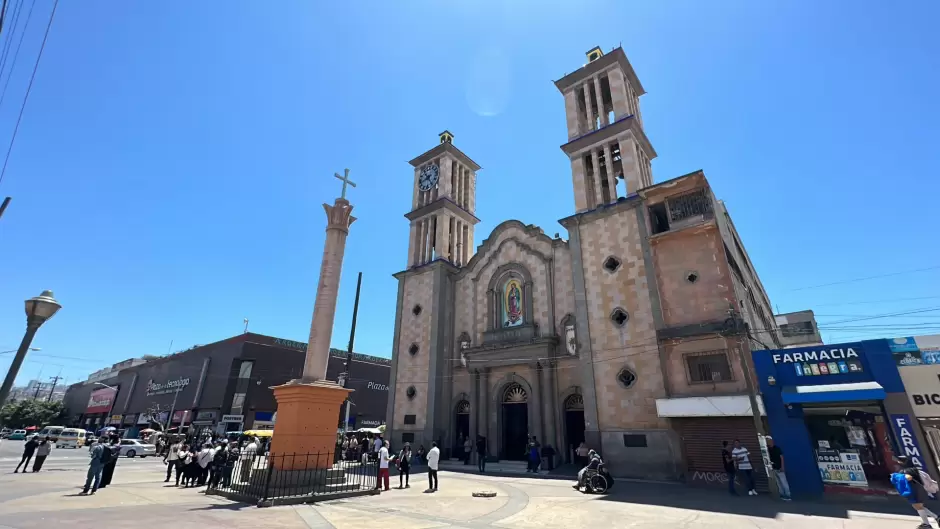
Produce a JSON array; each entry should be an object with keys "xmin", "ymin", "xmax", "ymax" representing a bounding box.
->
[
  {"xmin": 731, "ymin": 439, "xmax": 757, "ymax": 496},
  {"xmin": 721, "ymin": 441, "xmax": 737, "ymax": 495},
  {"xmin": 765, "ymin": 437, "xmax": 791, "ymax": 500},
  {"xmin": 164, "ymin": 438, "xmax": 182, "ymax": 483},
  {"xmin": 575, "ymin": 442, "xmax": 589, "ymax": 467},
  {"xmin": 98, "ymin": 437, "xmax": 120, "ymax": 489},
  {"xmin": 223, "ymin": 442, "xmax": 239, "ymax": 488},
  {"xmin": 397, "ymin": 443, "xmax": 412, "ymax": 489},
  {"xmin": 892, "ymin": 455, "xmax": 938, "ymax": 529},
  {"xmin": 210, "ymin": 441, "xmax": 227, "ymax": 488},
  {"xmin": 176, "ymin": 444, "xmax": 191, "ymax": 487},
  {"xmin": 372, "ymin": 435, "xmax": 383, "ymax": 462},
  {"xmin": 376, "ymin": 440, "xmax": 391, "ymax": 491},
  {"xmin": 32, "ymin": 437, "xmax": 53, "ymax": 472},
  {"xmin": 196, "ymin": 443, "xmax": 213, "ymax": 486},
  {"xmin": 14, "ymin": 435, "xmax": 39, "ymax": 473},
  {"xmin": 463, "ymin": 437, "xmax": 472, "ymax": 465},
  {"xmin": 427, "ymin": 441, "xmax": 440, "ymax": 492},
  {"xmin": 476, "ymin": 435, "xmax": 487, "ymax": 473},
  {"xmin": 240, "ymin": 437, "xmax": 258, "ymax": 483},
  {"xmin": 80, "ymin": 440, "xmax": 107, "ymax": 495}
]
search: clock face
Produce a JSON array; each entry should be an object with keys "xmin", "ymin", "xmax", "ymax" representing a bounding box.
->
[{"xmin": 418, "ymin": 164, "xmax": 440, "ymax": 191}]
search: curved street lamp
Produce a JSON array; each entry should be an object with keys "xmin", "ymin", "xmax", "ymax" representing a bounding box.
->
[{"xmin": 0, "ymin": 290, "xmax": 62, "ymax": 408}]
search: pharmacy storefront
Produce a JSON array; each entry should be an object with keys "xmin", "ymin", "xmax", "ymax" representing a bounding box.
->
[
  {"xmin": 753, "ymin": 340, "xmax": 931, "ymax": 497},
  {"xmin": 892, "ymin": 335, "xmax": 940, "ymax": 475}
]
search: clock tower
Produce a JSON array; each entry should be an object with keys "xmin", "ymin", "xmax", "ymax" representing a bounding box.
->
[{"xmin": 405, "ymin": 131, "xmax": 481, "ymax": 268}]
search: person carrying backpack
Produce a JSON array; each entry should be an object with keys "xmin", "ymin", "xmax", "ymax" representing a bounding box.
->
[{"xmin": 891, "ymin": 456, "xmax": 939, "ymax": 528}]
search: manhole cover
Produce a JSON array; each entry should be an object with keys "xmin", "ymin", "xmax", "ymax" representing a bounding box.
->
[{"xmin": 472, "ymin": 491, "xmax": 497, "ymax": 498}]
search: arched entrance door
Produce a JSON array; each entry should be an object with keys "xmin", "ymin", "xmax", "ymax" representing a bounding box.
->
[
  {"xmin": 564, "ymin": 394, "xmax": 586, "ymax": 463},
  {"xmin": 454, "ymin": 400, "xmax": 470, "ymax": 458},
  {"xmin": 500, "ymin": 383, "xmax": 529, "ymax": 461}
]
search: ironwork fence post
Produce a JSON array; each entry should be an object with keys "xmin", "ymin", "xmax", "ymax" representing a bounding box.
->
[{"xmin": 260, "ymin": 454, "xmax": 275, "ymax": 506}]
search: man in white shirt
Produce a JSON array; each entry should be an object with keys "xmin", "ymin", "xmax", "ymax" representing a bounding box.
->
[
  {"xmin": 196, "ymin": 443, "xmax": 214, "ymax": 486},
  {"xmin": 377, "ymin": 440, "xmax": 391, "ymax": 491},
  {"xmin": 426, "ymin": 441, "xmax": 440, "ymax": 492},
  {"xmin": 163, "ymin": 439, "xmax": 181, "ymax": 483},
  {"xmin": 731, "ymin": 439, "xmax": 757, "ymax": 496}
]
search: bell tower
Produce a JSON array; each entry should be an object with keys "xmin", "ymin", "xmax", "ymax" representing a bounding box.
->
[
  {"xmin": 405, "ymin": 131, "xmax": 481, "ymax": 268},
  {"xmin": 555, "ymin": 46, "xmax": 657, "ymax": 213}
]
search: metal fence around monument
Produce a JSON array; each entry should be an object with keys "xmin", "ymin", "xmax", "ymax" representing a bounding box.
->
[{"xmin": 206, "ymin": 451, "xmax": 379, "ymax": 506}]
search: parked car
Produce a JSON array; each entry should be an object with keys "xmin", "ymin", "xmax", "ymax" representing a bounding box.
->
[
  {"xmin": 8, "ymin": 429, "xmax": 27, "ymax": 440},
  {"xmin": 117, "ymin": 439, "xmax": 156, "ymax": 458},
  {"xmin": 0, "ymin": 428, "xmax": 11, "ymax": 439},
  {"xmin": 37, "ymin": 425, "xmax": 65, "ymax": 442}
]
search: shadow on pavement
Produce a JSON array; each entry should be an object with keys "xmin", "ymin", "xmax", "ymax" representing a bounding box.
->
[
  {"xmin": 594, "ymin": 480, "xmax": 916, "ymax": 520},
  {"xmin": 189, "ymin": 502, "xmax": 255, "ymax": 512}
]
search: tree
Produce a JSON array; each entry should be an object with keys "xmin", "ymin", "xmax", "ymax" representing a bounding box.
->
[{"xmin": 0, "ymin": 399, "xmax": 68, "ymax": 429}]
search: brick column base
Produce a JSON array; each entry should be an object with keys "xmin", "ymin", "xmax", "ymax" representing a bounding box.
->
[{"xmin": 270, "ymin": 381, "xmax": 352, "ymax": 469}]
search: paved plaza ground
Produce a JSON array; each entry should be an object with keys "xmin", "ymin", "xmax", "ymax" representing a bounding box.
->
[{"xmin": 0, "ymin": 440, "xmax": 933, "ymax": 529}]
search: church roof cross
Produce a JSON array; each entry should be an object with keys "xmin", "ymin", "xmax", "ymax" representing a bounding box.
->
[{"xmin": 334, "ymin": 168, "xmax": 356, "ymax": 200}]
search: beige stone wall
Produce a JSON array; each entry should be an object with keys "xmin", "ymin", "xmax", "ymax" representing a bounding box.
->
[
  {"xmin": 662, "ymin": 335, "xmax": 748, "ymax": 396},
  {"xmin": 650, "ymin": 223, "xmax": 735, "ymax": 328},
  {"xmin": 392, "ymin": 270, "xmax": 435, "ymax": 430},
  {"xmin": 454, "ymin": 222, "xmax": 575, "ymax": 346},
  {"xmin": 576, "ymin": 210, "xmax": 666, "ymax": 430}
]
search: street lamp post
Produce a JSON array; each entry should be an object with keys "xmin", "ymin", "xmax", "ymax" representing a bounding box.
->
[{"xmin": 0, "ymin": 291, "xmax": 61, "ymax": 409}]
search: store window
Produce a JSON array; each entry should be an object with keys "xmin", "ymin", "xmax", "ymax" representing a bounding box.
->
[{"xmin": 803, "ymin": 402, "xmax": 896, "ymax": 492}]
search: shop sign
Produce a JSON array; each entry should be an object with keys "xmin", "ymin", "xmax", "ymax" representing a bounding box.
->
[
  {"xmin": 816, "ymin": 450, "xmax": 868, "ymax": 486},
  {"xmin": 137, "ymin": 414, "xmax": 151, "ymax": 425},
  {"xmin": 109, "ymin": 414, "xmax": 123, "ymax": 424},
  {"xmin": 891, "ymin": 336, "xmax": 940, "ymax": 366},
  {"xmin": 123, "ymin": 414, "xmax": 137, "ymax": 425},
  {"xmin": 171, "ymin": 410, "xmax": 190, "ymax": 423},
  {"xmin": 274, "ymin": 338, "xmax": 308, "ymax": 351},
  {"xmin": 899, "ymin": 364, "xmax": 940, "ymax": 417},
  {"xmin": 367, "ymin": 381, "xmax": 389, "ymax": 391},
  {"xmin": 772, "ymin": 347, "xmax": 863, "ymax": 377},
  {"xmin": 195, "ymin": 411, "xmax": 217, "ymax": 422},
  {"xmin": 221, "ymin": 414, "xmax": 244, "ymax": 423},
  {"xmin": 86, "ymin": 387, "xmax": 117, "ymax": 414},
  {"xmin": 891, "ymin": 414, "xmax": 927, "ymax": 471},
  {"xmin": 359, "ymin": 418, "xmax": 382, "ymax": 427},
  {"xmin": 145, "ymin": 376, "xmax": 191, "ymax": 396}
]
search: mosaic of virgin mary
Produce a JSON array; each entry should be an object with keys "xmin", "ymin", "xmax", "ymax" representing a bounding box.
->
[{"xmin": 503, "ymin": 278, "xmax": 524, "ymax": 327}]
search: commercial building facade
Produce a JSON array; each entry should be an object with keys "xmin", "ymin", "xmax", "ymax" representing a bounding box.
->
[
  {"xmin": 62, "ymin": 333, "xmax": 390, "ymax": 436},
  {"xmin": 753, "ymin": 340, "xmax": 934, "ymax": 497},
  {"xmin": 890, "ymin": 335, "xmax": 940, "ymax": 476}
]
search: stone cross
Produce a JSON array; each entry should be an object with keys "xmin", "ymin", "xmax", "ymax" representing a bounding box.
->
[{"xmin": 334, "ymin": 168, "xmax": 356, "ymax": 199}]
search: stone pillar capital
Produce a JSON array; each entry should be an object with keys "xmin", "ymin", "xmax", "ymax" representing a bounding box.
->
[{"xmin": 322, "ymin": 199, "xmax": 357, "ymax": 233}]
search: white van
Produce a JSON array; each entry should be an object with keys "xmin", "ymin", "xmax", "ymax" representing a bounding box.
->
[
  {"xmin": 56, "ymin": 428, "xmax": 86, "ymax": 448},
  {"xmin": 38, "ymin": 425, "xmax": 65, "ymax": 442}
]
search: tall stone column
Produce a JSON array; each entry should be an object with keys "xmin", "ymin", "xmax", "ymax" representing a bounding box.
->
[
  {"xmin": 271, "ymin": 170, "xmax": 357, "ymax": 471},
  {"xmin": 303, "ymin": 198, "xmax": 356, "ymax": 381}
]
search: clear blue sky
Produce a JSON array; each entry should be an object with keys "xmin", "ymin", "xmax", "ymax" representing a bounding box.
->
[{"xmin": 1, "ymin": 1, "xmax": 938, "ymax": 387}]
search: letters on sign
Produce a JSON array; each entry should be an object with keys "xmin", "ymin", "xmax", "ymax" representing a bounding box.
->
[
  {"xmin": 772, "ymin": 347, "xmax": 859, "ymax": 364},
  {"xmin": 146, "ymin": 377, "xmax": 191, "ymax": 396},
  {"xmin": 367, "ymin": 381, "xmax": 389, "ymax": 391},
  {"xmin": 891, "ymin": 414, "xmax": 926, "ymax": 472}
]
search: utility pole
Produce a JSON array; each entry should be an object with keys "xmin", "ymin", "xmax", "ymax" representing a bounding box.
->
[
  {"xmin": 0, "ymin": 197, "xmax": 10, "ymax": 220},
  {"xmin": 341, "ymin": 272, "xmax": 363, "ymax": 433},
  {"xmin": 46, "ymin": 375, "xmax": 61, "ymax": 402}
]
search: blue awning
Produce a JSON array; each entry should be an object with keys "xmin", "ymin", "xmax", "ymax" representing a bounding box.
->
[{"xmin": 781, "ymin": 381, "xmax": 885, "ymax": 405}]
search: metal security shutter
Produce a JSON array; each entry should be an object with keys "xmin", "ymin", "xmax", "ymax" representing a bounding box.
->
[{"xmin": 674, "ymin": 417, "xmax": 769, "ymax": 492}]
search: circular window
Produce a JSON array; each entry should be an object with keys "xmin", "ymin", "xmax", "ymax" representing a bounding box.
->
[
  {"xmin": 406, "ymin": 386, "xmax": 417, "ymax": 400},
  {"xmin": 412, "ymin": 304, "xmax": 422, "ymax": 316},
  {"xmin": 610, "ymin": 307, "xmax": 629, "ymax": 327},
  {"xmin": 603, "ymin": 256, "xmax": 622, "ymax": 273},
  {"xmin": 617, "ymin": 368, "xmax": 637, "ymax": 388},
  {"xmin": 686, "ymin": 272, "xmax": 699, "ymax": 284},
  {"xmin": 408, "ymin": 343, "xmax": 419, "ymax": 356}
]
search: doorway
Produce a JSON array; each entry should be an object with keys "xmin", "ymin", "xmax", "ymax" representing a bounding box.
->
[
  {"xmin": 454, "ymin": 400, "xmax": 470, "ymax": 458},
  {"xmin": 564, "ymin": 394, "xmax": 586, "ymax": 464},
  {"xmin": 500, "ymin": 383, "xmax": 529, "ymax": 460}
]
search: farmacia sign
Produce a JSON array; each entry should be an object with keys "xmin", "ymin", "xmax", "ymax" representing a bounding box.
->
[{"xmin": 772, "ymin": 347, "xmax": 859, "ymax": 364}]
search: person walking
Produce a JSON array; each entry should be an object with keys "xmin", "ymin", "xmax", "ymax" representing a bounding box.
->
[
  {"xmin": 765, "ymin": 437, "xmax": 791, "ymax": 500},
  {"xmin": 98, "ymin": 437, "xmax": 120, "ymax": 489},
  {"xmin": 476, "ymin": 435, "xmax": 487, "ymax": 473},
  {"xmin": 376, "ymin": 440, "xmax": 391, "ymax": 491},
  {"xmin": 397, "ymin": 443, "xmax": 412, "ymax": 489},
  {"xmin": 14, "ymin": 435, "xmax": 39, "ymax": 473},
  {"xmin": 80, "ymin": 440, "xmax": 107, "ymax": 495},
  {"xmin": 892, "ymin": 455, "xmax": 939, "ymax": 529},
  {"xmin": 427, "ymin": 441, "xmax": 440, "ymax": 492},
  {"xmin": 731, "ymin": 439, "xmax": 757, "ymax": 496},
  {"xmin": 463, "ymin": 437, "xmax": 472, "ymax": 465},
  {"xmin": 32, "ymin": 437, "xmax": 53, "ymax": 472},
  {"xmin": 164, "ymin": 438, "xmax": 182, "ymax": 483}
]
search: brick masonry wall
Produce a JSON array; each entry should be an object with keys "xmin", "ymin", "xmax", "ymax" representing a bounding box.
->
[
  {"xmin": 577, "ymin": 210, "xmax": 666, "ymax": 431},
  {"xmin": 393, "ymin": 270, "xmax": 434, "ymax": 430},
  {"xmin": 662, "ymin": 335, "xmax": 748, "ymax": 396},
  {"xmin": 651, "ymin": 224, "xmax": 735, "ymax": 328}
]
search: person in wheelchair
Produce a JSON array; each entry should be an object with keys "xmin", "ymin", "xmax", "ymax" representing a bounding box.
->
[{"xmin": 573, "ymin": 449, "xmax": 603, "ymax": 490}]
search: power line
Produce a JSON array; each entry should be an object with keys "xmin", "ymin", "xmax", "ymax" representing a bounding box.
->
[
  {"xmin": 0, "ymin": 0, "xmax": 57, "ymax": 188},
  {"xmin": 0, "ymin": 0, "xmax": 36, "ymax": 111},
  {"xmin": 791, "ymin": 264, "xmax": 940, "ymax": 291}
]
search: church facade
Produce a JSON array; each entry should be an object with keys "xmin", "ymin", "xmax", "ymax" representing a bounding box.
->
[{"xmin": 385, "ymin": 47, "xmax": 780, "ymax": 482}]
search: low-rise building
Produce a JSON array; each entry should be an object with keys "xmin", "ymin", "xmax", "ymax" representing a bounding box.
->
[{"xmin": 775, "ymin": 310, "xmax": 823, "ymax": 348}]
